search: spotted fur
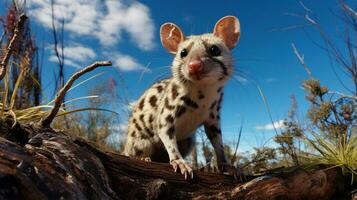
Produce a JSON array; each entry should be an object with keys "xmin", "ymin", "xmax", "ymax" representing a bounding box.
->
[{"xmin": 123, "ymin": 16, "xmax": 241, "ymax": 178}]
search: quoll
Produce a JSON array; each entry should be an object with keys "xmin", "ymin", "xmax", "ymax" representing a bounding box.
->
[{"xmin": 123, "ymin": 16, "xmax": 241, "ymax": 179}]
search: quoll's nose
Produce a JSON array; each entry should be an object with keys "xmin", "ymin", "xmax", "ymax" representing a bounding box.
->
[{"xmin": 188, "ymin": 59, "xmax": 203, "ymax": 75}]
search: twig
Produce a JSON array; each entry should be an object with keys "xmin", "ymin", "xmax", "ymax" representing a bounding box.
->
[
  {"xmin": 255, "ymin": 84, "xmax": 279, "ymax": 136},
  {"xmin": 12, "ymin": 0, "xmax": 19, "ymax": 11},
  {"xmin": 0, "ymin": 14, "xmax": 27, "ymax": 81},
  {"xmin": 231, "ymin": 119, "xmax": 243, "ymax": 165},
  {"xmin": 39, "ymin": 61, "xmax": 112, "ymax": 127},
  {"xmin": 340, "ymin": 1, "xmax": 357, "ymax": 18},
  {"xmin": 291, "ymin": 43, "xmax": 314, "ymax": 79},
  {"xmin": 50, "ymin": 0, "xmax": 65, "ymax": 92},
  {"xmin": 299, "ymin": 1, "xmax": 312, "ymax": 13},
  {"xmin": 0, "ymin": 31, "xmax": 5, "ymax": 45},
  {"xmin": 329, "ymin": 91, "xmax": 357, "ymax": 102}
]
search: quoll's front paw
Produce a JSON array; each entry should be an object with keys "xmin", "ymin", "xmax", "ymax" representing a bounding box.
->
[
  {"xmin": 170, "ymin": 159, "xmax": 193, "ymax": 180},
  {"xmin": 220, "ymin": 163, "xmax": 246, "ymax": 182}
]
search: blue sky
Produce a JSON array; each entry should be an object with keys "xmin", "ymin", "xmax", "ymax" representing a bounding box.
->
[{"xmin": 1, "ymin": 0, "xmax": 355, "ymax": 152}]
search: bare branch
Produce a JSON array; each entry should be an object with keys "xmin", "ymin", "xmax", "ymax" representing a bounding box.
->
[
  {"xmin": 0, "ymin": 31, "xmax": 5, "ymax": 45},
  {"xmin": 50, "ymin": 0, "xmax": 62, "ymax": 68},
  {"xmin": 340, "ymin": 1, "xmax": 357, "ymax": 19},
  {"xmin": 304, "ymin": 14, "xmax": 317, "ymax": 25},
  {"xmin": 50, "ymin": 0, "xmax": 66, "ymax": 93},
  {"xmin": 299, "ymin": 1, "xmax": 312, "ymax": 13},
  {"xmin": 299, "ymin": 1, "xmax": 357, "ymax": 94},
  {"xmin": 39, "ymin": 61, "xmax": 112, "ymax": 127},
  {"xmin": 329, "ymin": 91, "xmax": 357, "ymax": 102},
  {"xmin": 291, "ymin": 43, "xmax": 313, "ymax": 79},
  {"xmin": 0, "ymin": 14, "xmax": 27, "ymax": 81},
  {"xmin": 12, "ymin": 0, "xmax": 19, "ymax": 11}
]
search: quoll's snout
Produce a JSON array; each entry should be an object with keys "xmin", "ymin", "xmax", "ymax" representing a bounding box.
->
[
  {"xmin": 188, "ymin": 59, "xmax": 203, "ymax": 75},
  {"xmin": 124, "ymin": 16, "xmax": 242, "ymax": 180}
]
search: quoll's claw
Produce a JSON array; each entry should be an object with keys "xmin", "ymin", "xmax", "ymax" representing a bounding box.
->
[
  {"xmin": 140, "ymin": 157, "xmax": 151, "ymax": 162},
  {"xmin": 170, "ymin": 159, "xmax": 194, "ymax": 180},
  {"xmin": 221, "ymin": 163, "xmax": 246, "ymax": 182}
]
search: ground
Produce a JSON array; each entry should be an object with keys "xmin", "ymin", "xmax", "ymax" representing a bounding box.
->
[{"xmin": 0, "ymin": 118, "xmax": 354, "ymax": 200}]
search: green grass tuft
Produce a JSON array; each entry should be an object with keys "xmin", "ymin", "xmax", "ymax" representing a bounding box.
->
[{"xmin": 303, "ymin": 132, "xmax": 357, "ymax": 184}]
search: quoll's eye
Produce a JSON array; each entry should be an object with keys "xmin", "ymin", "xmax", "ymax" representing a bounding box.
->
[
  {"xmin": 209, "ymin": 45, "xmax": 221, "ymax": 56},
  {"xmin": 180, "ymin": 48, "xmax": 188, "ymax": 58}
]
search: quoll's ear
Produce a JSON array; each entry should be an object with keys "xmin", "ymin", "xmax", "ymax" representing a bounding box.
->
[
  {"xmin": 213, "ymin": 16, "xmax": 241, "ymax": 49},
  {"xmin": 160, "ymin": 23, "xmax": 185, "ymax": 54}
]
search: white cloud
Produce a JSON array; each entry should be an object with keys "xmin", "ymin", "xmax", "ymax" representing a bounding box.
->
[
  {"xmin": 110, "ymin": 123, "xmax": 128, "ymax": 134},
  {"xmin": 113, "ymin": 54, "xmax": 144, "ymax": 71},
  {"xmin": 48, "ymin": 44, "xmax": 96, "ymax": 68},
  {"xmin": 124, "ymin": 2, "xmax": 155, "ymax": 50},
  {"xmin": 63, "ymin": 45, "xmax": 96, "ymax": 62},
  {"xmin": 49, "ymin": 55, "xmax": 80, "ymax": 68},
  {"xmin": 256, "ymin": 120, "xmax": 286, "ymax": 130},
  {"xmin": 29, "ymin": 0, "xmax": 155, "ymax": 50}
]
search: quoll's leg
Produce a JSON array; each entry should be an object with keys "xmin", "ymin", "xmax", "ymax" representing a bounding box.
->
[
  {"xmin": 204, "ymin": 120, "xmax": 244, "ymax": 181},
  {"xmin": 158, "ymin": 126, "xmax": 193, "ymax": 180},
  {"xmin": 203, "ymin": 121, "xmax": 226, "ymax": 169}
]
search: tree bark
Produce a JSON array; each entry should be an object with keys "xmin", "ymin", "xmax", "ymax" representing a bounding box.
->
[{"xmin": 0, "ymin": 120, "xmax": 353, "ymax": 200}]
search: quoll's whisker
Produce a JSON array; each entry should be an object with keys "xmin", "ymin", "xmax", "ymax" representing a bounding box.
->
[
  {"xmin": 123, "ymin": 15, "xmax": 243, "ymax": 180},
  {"xmin": 153, "ymin": 72, "xmax": 172, "ymax": 83},
  {"xmin": 152, "ymin": 65, "xmax": 173, "ymax": 70}
]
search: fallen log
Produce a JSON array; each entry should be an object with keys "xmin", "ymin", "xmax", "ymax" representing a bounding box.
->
[{"xmin": 0, "ymin": 121, "xmax": 353, "ymax": 200}]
